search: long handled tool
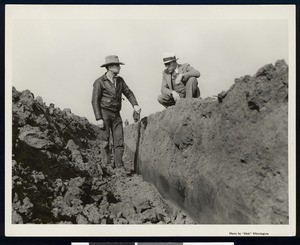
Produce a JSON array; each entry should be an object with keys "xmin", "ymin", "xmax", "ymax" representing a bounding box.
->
[{"xmin": 133, "ymin": 110, "xmax": 141, "ymax": 174}]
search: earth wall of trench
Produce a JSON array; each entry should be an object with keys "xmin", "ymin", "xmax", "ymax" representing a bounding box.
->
[{"xmin": 124, "ymin": 60, "xmax": 289, "ymax": 224}]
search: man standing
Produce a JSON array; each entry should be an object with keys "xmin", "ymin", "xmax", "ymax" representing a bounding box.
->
[
  {"xmin": 158, "ymin": 52, "xmax": 201, "ymax": 108},
  {"xmin": 92, "ymin": 55, "xmax": 141, "ymax": 173}
]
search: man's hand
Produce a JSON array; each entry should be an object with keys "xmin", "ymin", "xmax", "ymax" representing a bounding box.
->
[
  {"xmin": 175, "ymin": 74, "xmax": 184, "ymax": 84},
  {"xmin": 98, "ymin": 119, "xmax": 104, "ymax": 129},
  {"xmin": 134, "ymin": 105, "xmax": 141, "ymax": 114},
  {"xmin": 171, "ymin": 91, "xmax": 181, "ymax": 102}
]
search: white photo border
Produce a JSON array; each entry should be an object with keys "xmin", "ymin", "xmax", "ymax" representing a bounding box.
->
[{"xmin": 5, "ymin": 4, "xmax": 296, "ymax": 237}]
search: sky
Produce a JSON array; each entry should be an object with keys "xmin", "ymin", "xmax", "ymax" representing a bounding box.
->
[{"xmin": 8, "ymin": 5, "xmax": 290, "ymax": 125}]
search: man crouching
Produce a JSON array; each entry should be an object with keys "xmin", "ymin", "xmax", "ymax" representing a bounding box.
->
[{"xmin": 158, "ymin": 52, "xmax": 201, "ymax": 108}]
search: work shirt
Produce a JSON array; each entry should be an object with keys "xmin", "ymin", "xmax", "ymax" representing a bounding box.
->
[
  {"xmin": 106, "ymin": 73, "xmax": 117, "ymax": 87},
  {"xmin": 171, "ymin": 71, "xmax": 186, "ymax": 98}
]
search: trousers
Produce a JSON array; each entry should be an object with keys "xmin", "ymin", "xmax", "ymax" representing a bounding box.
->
[
  {"xmin": 100, "ymin": 109, "xmax": 124, "ymax": 168},
  {"xmin": 157, "ymin": 77, "xmax": 200, "ymax": 108}
]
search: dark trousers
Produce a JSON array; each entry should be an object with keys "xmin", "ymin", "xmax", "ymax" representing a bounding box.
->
[
  {"xmin": 157, "ymin": 77, "xmax": 200, "ymax": 108},
  {"xmin": 100, "ymin": 109, "xmax": 124, "ymax": 168}
]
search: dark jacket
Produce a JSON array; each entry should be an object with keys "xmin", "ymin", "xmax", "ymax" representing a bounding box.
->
[{"xmin": 92, "ymin": 73, "xmax": 138, "ymax": 120}]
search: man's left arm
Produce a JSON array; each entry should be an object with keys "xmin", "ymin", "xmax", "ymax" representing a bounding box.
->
[
  {"xmin": 122, "ymin": 79, "xmax": 141, "ymax": 114},
  {"xmin": 182, "ymin": 63, "xmax": 200, "ymax": 81},
  {"xmin": 122, "ymin": 79, "xmax": 139, "ymax": 107}
]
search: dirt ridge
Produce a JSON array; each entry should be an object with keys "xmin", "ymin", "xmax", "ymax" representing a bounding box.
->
[
  {"xmin": 124, "ymin": 60, "xmax": 289, "ymax": 224},
  {"xmin": 12, "ymin": 87, "xmax": 194, "ymax": 224}
]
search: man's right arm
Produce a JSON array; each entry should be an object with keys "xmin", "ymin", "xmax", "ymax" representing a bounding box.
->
[
  {"xmin": 91, "ymin": 80, "xmax": 103, "ymax": 121},
  {"xmin": 182, "ymin": 64, "xmax": 200, "ymax": 81}
]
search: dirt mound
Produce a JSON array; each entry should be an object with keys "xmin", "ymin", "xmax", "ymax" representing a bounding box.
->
[
  {"xmin": 12, "ymin": 88, "xmax": 193, "ymax": 224},
  {"xmin": 124, "ymin": 60, "xmax": 289, "ymax": 224}
]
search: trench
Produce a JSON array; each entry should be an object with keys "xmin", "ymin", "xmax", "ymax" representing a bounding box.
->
[
  {"xmin": 136, "ymin": 158, "xmax": 252, "ymax": 224},
  {"xmin": 125, "ymin": 117, "xmax": 257, "ymax": 224},
  {"xmin": 126, "ymin": 146, "xmax": 196, "ymax": 223},
  {"xmin": 126, "ymin": 118, "xmax": 205, "ymax": 224}
]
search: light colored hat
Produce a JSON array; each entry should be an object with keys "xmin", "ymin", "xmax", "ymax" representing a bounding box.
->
[
  {"xmin": 101, "ymin": 55, "xmax": 125, "ymax": 67},
  {"xmin": 163, "ymin": 52, "xmax": 179, "ymax": 64}
]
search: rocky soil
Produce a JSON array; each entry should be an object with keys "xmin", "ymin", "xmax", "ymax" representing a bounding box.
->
[
  {"xmin": 124, "ymin": 60, "xmax": 289, "ymax": 224},
  {"xmin": 12, "ymin": 87, "xmax": 194, "ymax": 224}
]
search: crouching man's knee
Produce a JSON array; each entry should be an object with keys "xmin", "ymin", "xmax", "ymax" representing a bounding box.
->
[
  {"xmin": 185, "ymin": 77, "xmax": 200, "ymax": 98},
  {"xmin": 186, "ymin": 76, "xmax": 198, "ymax": 86},
  {"xmin": 158, "ymin": 93, "xmax": 175, "ymax": 108}
]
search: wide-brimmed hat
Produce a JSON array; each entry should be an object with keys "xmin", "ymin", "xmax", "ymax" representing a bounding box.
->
[
  {"xmin": 163, "ymin": 52, "xmax": 179, "ymax": 64},
  {"xmin": 101, "ymin": 55, "xmax": 125, "ymax": 67}
]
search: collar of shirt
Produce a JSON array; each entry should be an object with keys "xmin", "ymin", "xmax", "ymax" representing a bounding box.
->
[
  {"xmin": 105, "ymin": 73, "xmax": 119, "ymax": 86},
  {"xmin": 171, "ymin": 65, "xmax": 179, "ymax": 80}
]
